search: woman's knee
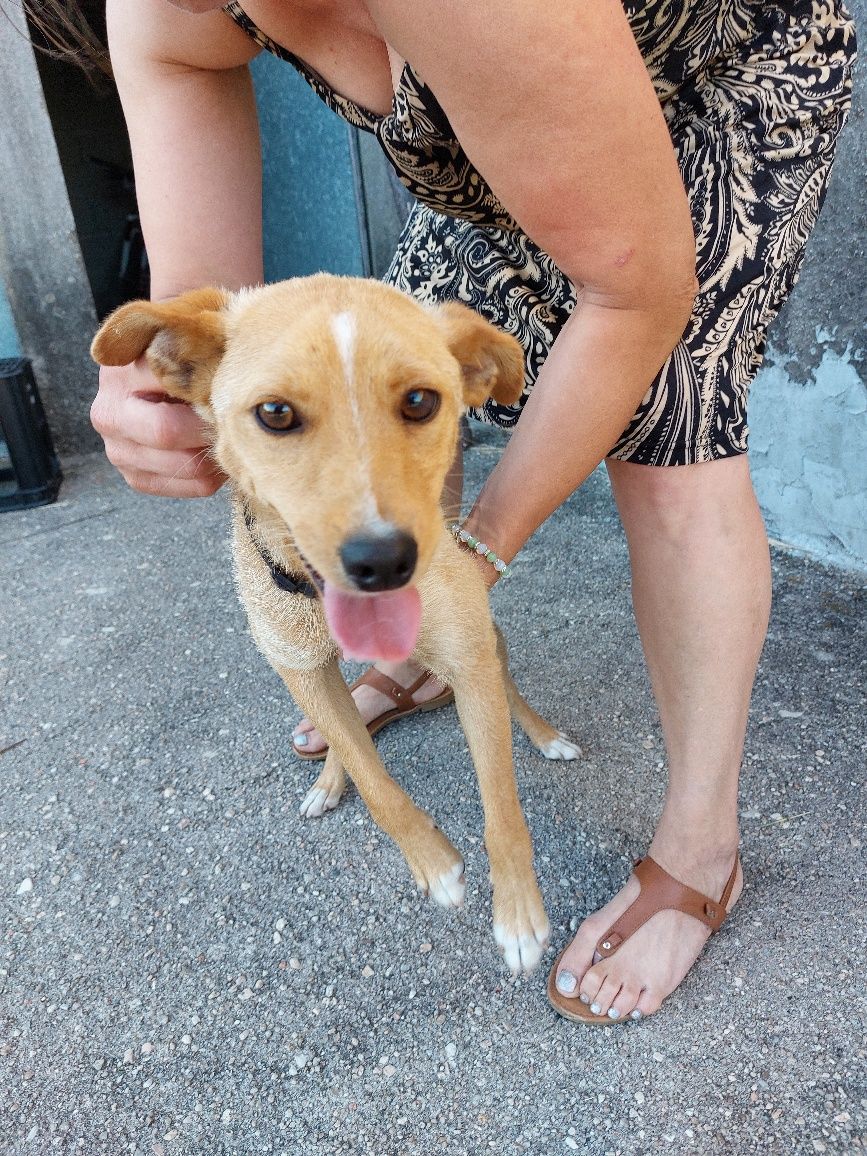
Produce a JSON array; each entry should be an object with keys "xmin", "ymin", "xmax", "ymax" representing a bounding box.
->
[{"xmin": 605, "ymin": 455, "xmax": 762, "ymax": 543}]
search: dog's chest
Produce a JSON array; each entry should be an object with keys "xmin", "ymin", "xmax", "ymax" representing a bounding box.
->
[{"xmin": 230, "ymin": 512, "xmax": 337, "ymax": 673}]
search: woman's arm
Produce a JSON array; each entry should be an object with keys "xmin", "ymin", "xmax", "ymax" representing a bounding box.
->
[
  {"xmin": 91, "ymin": 0, "xmax": 262, "ymax": 496},
  {"xmin": 367, "ymin": 0, "xmax": 697, "ymax": 560}
]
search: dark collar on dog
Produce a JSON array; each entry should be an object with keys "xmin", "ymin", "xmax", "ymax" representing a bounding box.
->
[{"xmin": 242, "ymin": 507, "xmax": 319, "ymax": 600}]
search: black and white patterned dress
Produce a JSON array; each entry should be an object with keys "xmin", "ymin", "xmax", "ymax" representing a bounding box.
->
[{"xmin": 225, "ymin": 1, "xmax": 856, "ymax": 465}]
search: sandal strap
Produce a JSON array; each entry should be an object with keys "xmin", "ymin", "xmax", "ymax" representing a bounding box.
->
[
  {"xmin": 349, "ymin": 667, "xmax": 433, "ymax": 709},
  {"xmin": 595, "ymin": 855, "xmax": 740, "ymax": 959}
]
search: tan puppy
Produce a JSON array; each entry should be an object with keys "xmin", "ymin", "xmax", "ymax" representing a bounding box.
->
[{"xmin": 92, "ymin": 275, "xmax": 579, "ymax": 973}]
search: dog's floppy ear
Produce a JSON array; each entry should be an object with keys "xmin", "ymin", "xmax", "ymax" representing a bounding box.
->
[
  {"xmin": 90, "ymin": 287, "xmax": 230, "ymax": 406},
  {"xmin": 435, "ymin": 302, "xmax": 525, "ymax": 408}
]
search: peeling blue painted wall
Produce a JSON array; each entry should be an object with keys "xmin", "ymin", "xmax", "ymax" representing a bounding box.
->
[
  {"xmin": 751, "ymin": 340, "xmax": 866, "ymax": 567},
  {"xmin": 748, "ymin": 1, "xmax": 866, "ymax": 573}
]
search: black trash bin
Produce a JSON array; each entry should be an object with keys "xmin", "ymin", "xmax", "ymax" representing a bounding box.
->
[{"xmin": 0, "ymin": 357, "xmax": 62, "ymax": 511}]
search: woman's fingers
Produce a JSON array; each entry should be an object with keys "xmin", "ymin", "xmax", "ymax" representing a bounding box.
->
[
  {"xmin": 104, "ymin": 437, "xmax": 223, "ymax": 495},
  {"xmin": 119, "ymin": 468, "xmax": 224, "ymax": 499},
  {"xmin": 91, "ymin": 360, "xmax": 226, "ymax": 497}
]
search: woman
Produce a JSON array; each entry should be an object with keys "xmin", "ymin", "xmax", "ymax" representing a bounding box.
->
[{"xmin": 78, "ymin": 0, "xmax": 853, "ymax": 1021}]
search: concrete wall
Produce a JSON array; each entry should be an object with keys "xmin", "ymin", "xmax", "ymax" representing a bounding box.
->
[
  {"xmin": 0, "ymin": 5, "xmax": 99, "ymax": 456},
  {"xmin": 749, "ymin": 1, "xmax": 865, "ymax": 571}
]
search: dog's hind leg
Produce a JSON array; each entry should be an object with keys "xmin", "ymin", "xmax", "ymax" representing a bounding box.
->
[
  {"xmin": 494, "ymin": 625, "xmax": 582, "ymax": 761},
  {"xmin": 277, "ymin": 660, "xmax": 466, "ymax": 908},
  {"xmin": 299, "ymin": 750, "xmax": 347, "ymax": 818}
]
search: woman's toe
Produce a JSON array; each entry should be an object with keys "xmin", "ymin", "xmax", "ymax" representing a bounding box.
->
[
  {"xmin": 555, "ymin": 919, "xmax": 604, "ymax": 995},
  {"xmin": 578, "ymin": 965, "xmax": 606, "ymax": 1009},
  {"xmin": 293, "ymin": 721, "xmax": 327, "ymax": 754},
  {"xmin": 613, "ymin": 980, "xmax": 642, "ymax": 1020},
  {"xmin": 588, "ymin": 974, "xmax": 622, "ymax": 1017},
  {"xmin": 631, "ymin": 986, "xmax": 663, "ymax": 1020}
]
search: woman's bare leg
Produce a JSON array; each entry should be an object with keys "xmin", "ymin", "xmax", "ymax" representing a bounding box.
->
[{"xmin": 554, "ymin": 454, "xmax": 770, "ymax": 1018}]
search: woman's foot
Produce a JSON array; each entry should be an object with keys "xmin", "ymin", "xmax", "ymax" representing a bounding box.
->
[
  {"xmin": 292, "ymin": 660, "xmax": 449, "ymax": 757},
  {"xmin": 553, "ymin": 821, "xmax": 742, "ymax": 1021}
]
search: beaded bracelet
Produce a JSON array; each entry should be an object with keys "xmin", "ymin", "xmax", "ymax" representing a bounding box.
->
[{"xmin": 449, "ymin": 523, "xmax": 512, "ymax": 577}]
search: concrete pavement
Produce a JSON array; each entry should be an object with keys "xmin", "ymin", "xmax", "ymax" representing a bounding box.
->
[{"xmin": 1, "ymin": 431, "xmax": 864, "ymax": 1154}]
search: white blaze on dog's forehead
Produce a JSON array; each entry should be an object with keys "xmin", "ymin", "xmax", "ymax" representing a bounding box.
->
[
  {"xmin": 330, "ymin": 311, "xmax": 356, "ymax": 382},
  {"xmin": 330, "ymin": 310, "xmax": 383, "ymax": 523}
]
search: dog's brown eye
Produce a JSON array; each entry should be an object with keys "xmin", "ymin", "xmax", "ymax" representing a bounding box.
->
[
  {"xmin": 255, "ymin": 400, "xmax": 299, "ymax": 433},
  {"xmin": 401, "ymin": 389, "xmax": 440, "ymax": 423}
]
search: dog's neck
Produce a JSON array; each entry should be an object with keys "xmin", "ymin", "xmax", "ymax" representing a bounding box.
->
[{"xmin": 237, "ymin": 490, "xmax": 321, "ymax": 599}]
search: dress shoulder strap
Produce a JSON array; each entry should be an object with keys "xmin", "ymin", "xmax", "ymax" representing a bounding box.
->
[{"xmin": 222, "ymin": 1, "xmax": 381, "ymax": 132}]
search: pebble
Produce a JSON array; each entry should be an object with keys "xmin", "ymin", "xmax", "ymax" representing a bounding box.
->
[
  {"xmin": 419, "ymin": 943, "xmax": 432, "ymax": 953},
  {"xmin": 16, "ymin": 877, "xmax": 33, "ymax": 896},
  {"xmin": 362, "ymin": 966, "xmax": 374, "ymax": 978}
]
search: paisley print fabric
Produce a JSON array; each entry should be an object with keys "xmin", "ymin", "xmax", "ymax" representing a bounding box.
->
[{"xmin": 225, "ymin": 0, "xmax": 856, "ymax": 465}]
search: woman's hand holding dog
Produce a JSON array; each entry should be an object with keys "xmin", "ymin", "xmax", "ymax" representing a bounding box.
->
[{"xmin": 91, "ymin": 360, "xmax": 225, "ymax": 498}]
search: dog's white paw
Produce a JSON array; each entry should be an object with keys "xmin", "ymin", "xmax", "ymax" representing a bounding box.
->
[
  {"xmin": 299, "ymin": 783, "xmax": 342, "ymax": 819},
  {"xmin": 494, "ymin": 917, "xmax": 550, "ymax": 975},
  {"xmin": 427, "ymin": 859, "xmax": 466, "ymax": 909},
  {"xmin": 299, "ymin": 762, "xmax": 347, "ymax": 819},
  {"xmin": 492, "ymin": 878, "xmax": 550, "ymax": 974},
  {"xmin": 404, "ymin": 821, "xmax": 465, "ymax": 909},
  {"xmin": 539, "ymin": 732, "xmax": 582, "ymax": 761}
]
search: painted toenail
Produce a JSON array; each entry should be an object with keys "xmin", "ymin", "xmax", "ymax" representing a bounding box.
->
[
  {"xmin": 556, "ymin": 971, "xmax": 577, "ymax": 995},
  {"xmin": 590, "ymin": 1003, "xmax": 602, "ymax": 1015},
  {"xmin": 631, "ymin": 1009, "xmax": 642, "ymax": 1021},
  {"xmin": 294, "ymin": 733, "xmax": 309, "ymax": 747},
  {"xmin": 607, "ymin": 1008, "xmax": 620, "ymax": 1019},
  {"xmin": 579, "ymin": 993, "xmax": 590, "ymax": 1005}
]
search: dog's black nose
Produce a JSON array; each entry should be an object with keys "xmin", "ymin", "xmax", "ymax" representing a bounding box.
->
[{"xmin": 340, "ymin": 531, "xmax": 418, "ymax": 592}]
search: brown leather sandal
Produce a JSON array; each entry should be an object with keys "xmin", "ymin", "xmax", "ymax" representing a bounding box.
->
[
  {"xmin": 292, "ymin": 668, "xmax": 455, "ymax": 762},
  {"xmin": 547, "ymin": 855, "xmax": 741, "ymax": 1025}
]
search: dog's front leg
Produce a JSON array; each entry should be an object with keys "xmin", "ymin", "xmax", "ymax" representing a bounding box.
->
[
  {"xmin": 298, "ymin": 749, "xmax": 348, "ymax": 819},
  {"xmin": 277, "ymin": 660, "xmax": 465, "ymax": 908},
  {"xmin": 449, "ymin": 641, "xmax": 550, "ymax": 974}
]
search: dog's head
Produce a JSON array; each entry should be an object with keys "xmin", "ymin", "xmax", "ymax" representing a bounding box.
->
[{"xmin": 92, "ymin": 275, "xmax": 524, "ymax": 660}]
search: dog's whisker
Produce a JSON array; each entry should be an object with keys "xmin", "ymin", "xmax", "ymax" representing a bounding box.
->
[{"xmin": 153, "ymin": 446, "xmax": 215, "ymax": 496}]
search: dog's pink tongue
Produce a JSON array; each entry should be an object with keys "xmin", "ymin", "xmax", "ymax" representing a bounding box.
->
[{"xmin": 322, "ymin": 584, "xmax": 422, "ymax": 662}]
